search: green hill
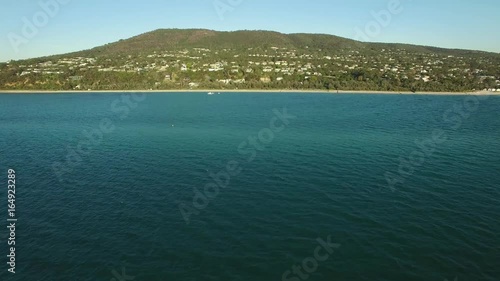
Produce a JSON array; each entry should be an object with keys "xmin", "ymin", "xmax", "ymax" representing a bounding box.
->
[
  {"xmin": 70, "ymin": 29, "xmax": 494, "ymax": 57},
  {"xmin": 1, "ymin": 29, "xmax": 499, "ymax": 91},
  {"xmin": 73, "ymin": 29, "xmax": 361, "ymax": 56}
]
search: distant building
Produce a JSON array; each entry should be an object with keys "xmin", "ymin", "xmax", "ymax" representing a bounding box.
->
[
  {"xmin": 69, "ymin": 76, "xmax": 83, "ymax": 81},
  {"xmin": 217, "ymin": 79, "xmax": 232, "ymax": 84},
  {"xmin": 39, "ymin": 61, "xmax": 53, "ymax": 67},
  {"xmin": 260, "ymin": 77, "xmax": 271, "ymax": 83}
]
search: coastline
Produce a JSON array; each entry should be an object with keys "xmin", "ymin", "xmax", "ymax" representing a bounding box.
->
[{"xmin": 0, "ymin": 89, "xmax": 498, "ymax": 96}]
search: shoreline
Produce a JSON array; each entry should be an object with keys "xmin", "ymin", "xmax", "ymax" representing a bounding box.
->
[{"xmin": 0, "ymin": 89, "xmax": 498, "ymax": 96}]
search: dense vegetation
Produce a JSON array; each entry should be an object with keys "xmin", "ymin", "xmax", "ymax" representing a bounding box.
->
[{"xmin": 1, "ymin": 29, "xmax": 499, "ymax": 92}]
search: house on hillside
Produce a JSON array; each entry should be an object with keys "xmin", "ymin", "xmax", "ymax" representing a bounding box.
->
[
  {"xmin": 260, "ymin": 77, "xmax": 271, "ymax": 83},
  {"xmin": 217, "ymin": 79, "xmax": 232, "ymax": 84},
  {"xmin": 69, "ymin": 76, "xmax": 83, "ymax": 82},
  {"xmin": 263, "ymin": 66, "xmax": 273, "ymax": 73}
]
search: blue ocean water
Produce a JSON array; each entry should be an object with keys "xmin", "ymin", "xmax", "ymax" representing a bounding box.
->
[{"xmin": 0, "ymin": 92, "xmax": 499, "ymax": 281}]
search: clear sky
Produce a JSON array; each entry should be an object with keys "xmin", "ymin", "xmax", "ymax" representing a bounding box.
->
[{"xmin": 1, "ymin": 0, "xmax": 499, "ymax": 62}]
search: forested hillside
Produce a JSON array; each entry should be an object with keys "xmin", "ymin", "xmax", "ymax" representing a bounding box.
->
[{"xmin": 1, "ymin": 29, "xmax": 499, "ymax": 91}]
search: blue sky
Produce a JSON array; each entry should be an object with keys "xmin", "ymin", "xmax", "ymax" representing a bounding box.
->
[{"xmin": 1, "ymin": 0, "xmax": 499, "ymax": 62}]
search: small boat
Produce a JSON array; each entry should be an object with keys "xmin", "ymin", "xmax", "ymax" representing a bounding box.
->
[{"xmin": 208, "ymin": 92, "xmax": 215, "ymax": 95}]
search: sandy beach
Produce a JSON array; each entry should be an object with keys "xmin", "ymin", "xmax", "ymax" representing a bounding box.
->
[{"xmin": 0, "ymin": 89, "xmax": 498, "ymax": 95}]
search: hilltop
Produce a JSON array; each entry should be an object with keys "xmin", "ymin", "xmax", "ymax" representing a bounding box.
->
[{"xmin": 1, "ymin": 29, "xmax": 499, "ymax": 92}]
